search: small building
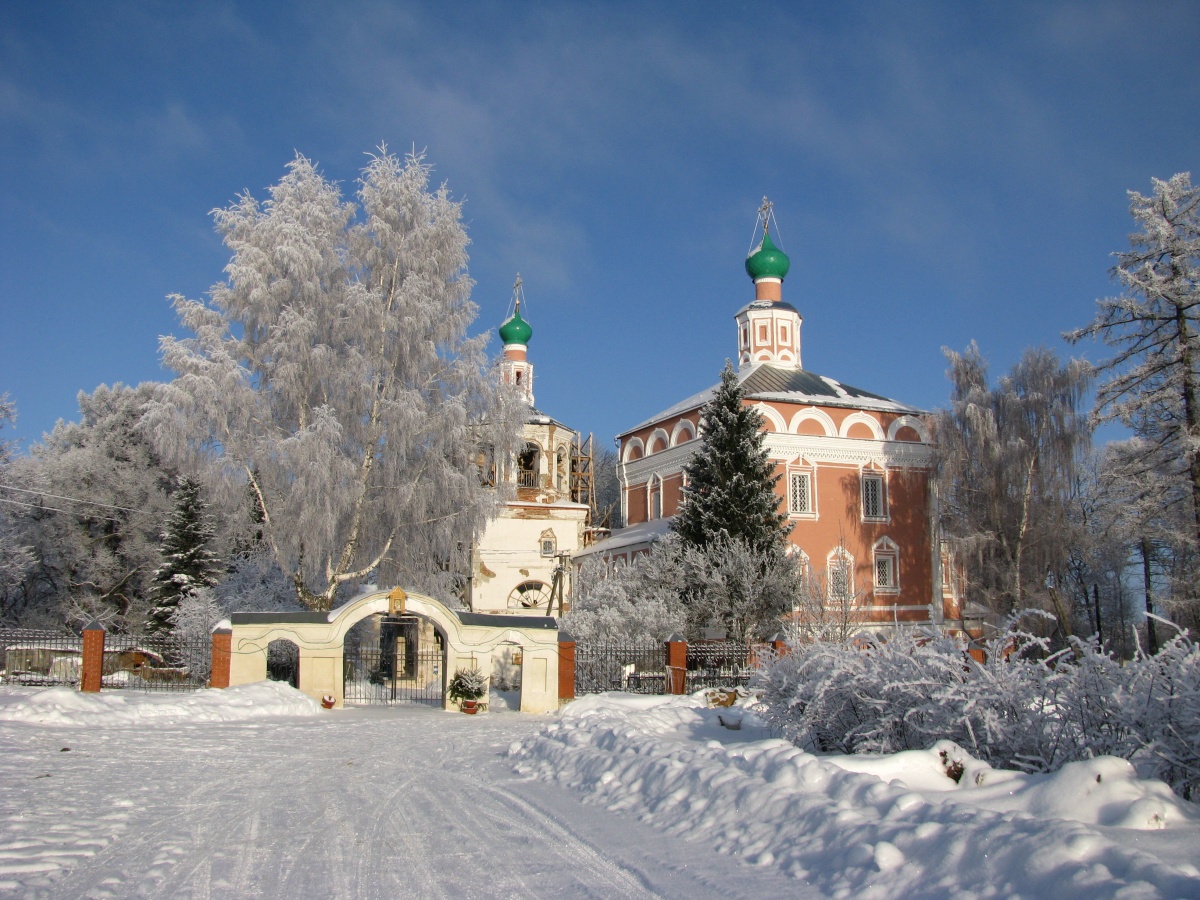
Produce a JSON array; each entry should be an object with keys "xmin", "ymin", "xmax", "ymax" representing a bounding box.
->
[
  {"xmin": 580, "ymin": 208, "xmax": 963, "ymax": 630},
  {"xmin": 468, "ymin": 280, "xmax": 591, "ymax": 615}
]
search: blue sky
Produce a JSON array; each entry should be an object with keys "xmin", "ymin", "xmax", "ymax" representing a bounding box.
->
[{"xmin": 1, "ymin": 1, "xmax": 1198, "ymax": 453}]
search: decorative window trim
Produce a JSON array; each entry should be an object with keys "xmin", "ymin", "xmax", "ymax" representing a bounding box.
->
[
  {"xmin": 861, "ymin": 470, "xmax": 888, "ymax": 522},
  {"xmin": 873, "ymin": 537, "xmax": 900, "ymax": 594},
  {"xmin": 786, "ymin": 464, "xmax": 817, "ymax": 519},
  {"xmin": 827, "ymin": 547, "xmax": 855, "ymax": 604},
  {"xmin": 539, "ymin": 528, "xmax": 557, "ymax": 557},
  {"xmin": 647, "ymin": 474, "xmax": 663, "ymax": 521},
  {"xmin": 787, "ymin": 546, "xmax": 810, "ymax": 580}
]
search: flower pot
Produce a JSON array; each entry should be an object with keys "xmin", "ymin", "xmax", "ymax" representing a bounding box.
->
[
  {"xmin": 461, "ymin": 699, "xmax": 478, "ymax": 714},
  {"xmin": 321, "ymin": 694, "xmax": 336, "ymax": 709}
]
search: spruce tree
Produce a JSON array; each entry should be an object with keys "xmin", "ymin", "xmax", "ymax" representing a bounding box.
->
[
  {"xmin": 149, "ymin": 478, "xmax": 220, "ymax": 634},
  {"xmin": 673, "ymin": 361, "xmax": 789, "ymax": 555}
]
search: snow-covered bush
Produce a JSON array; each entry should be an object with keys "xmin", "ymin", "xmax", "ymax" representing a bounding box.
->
[
  {"xmin": 563, "ymin": 545, "xmax": 685, "ymax": 642},
  {"xmin": 1119, "ymin": 628, "xmax": 1200, "ymax": 799},
  {"xmin": 755, "ymin": 614, "xmax": 1200, "ymax": 798}
]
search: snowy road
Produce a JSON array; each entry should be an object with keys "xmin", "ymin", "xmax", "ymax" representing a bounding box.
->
[{"xmin": 0, "ymin": 697, "xmax": 805, "ymax": 899}]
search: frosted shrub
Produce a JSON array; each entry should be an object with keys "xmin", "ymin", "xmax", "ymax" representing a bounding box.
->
[
  {"xmin": 756, "ymin": 628, "xmax": 972, "ymax": 755},
  {"xmin": 755, "ymin": 615, "xmax": 1199, "ymax": 796},
  {"xmin": 1121, "ymin": 629, "xmax": 1200, "ymax": 799}
]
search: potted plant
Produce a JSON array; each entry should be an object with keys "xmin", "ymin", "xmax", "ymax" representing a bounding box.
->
[{"xmin": 448, "ymin": 667, "xmax": 488, "ymax": 714}]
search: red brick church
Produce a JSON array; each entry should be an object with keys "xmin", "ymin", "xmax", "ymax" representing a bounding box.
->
[{"xmin": 577, "ymin": 205, "xmax": 964, "ymax": 630}]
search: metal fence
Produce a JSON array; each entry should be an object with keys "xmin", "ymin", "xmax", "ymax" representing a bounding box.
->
[
  {"xmin": 343, "ymin": 647, "xmax": 444, "ymax": 706},
  {"xmin": 0, "ymin": 628, "xmax": 210, "ymax": 692},
  {"xmin": 684, "ymin": 641, "xmax": 755, "ymax": 693},
  {"xmin": 572, "ymin": 639, "xmax": 760, "ymax": 695},
  {"xmin": 0, "ymin": 629, "xmax": 83, "ymax": 687},
  {"xmin": 574, "ymin": 640, "xmax": 667, "ymax": 694}
]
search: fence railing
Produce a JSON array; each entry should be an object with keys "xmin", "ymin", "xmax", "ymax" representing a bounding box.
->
[
  {"xmin": 574, "ymin": 640, "xmax": 666, "ymax": 694},
  {"xmin": 571, "ymin": 638, "xmax": 768, "ymax": 696},
  {"xmin": 684, "ymin": 641, "xmax": 755, "ymax": 693},
  {"xmin": 0, "ymin": 627, "xmax": 210, "ymax": 692}
]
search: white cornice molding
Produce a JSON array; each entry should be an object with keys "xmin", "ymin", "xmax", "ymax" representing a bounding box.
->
[{"xmin": 623, "ymin": 433, "xmax": 931, "ymax": 483}]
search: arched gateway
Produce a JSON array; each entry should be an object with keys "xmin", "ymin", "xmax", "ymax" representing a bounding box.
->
[{"xmin": 228, "ymin": 588, "xmax": 561, "ymax": 712}]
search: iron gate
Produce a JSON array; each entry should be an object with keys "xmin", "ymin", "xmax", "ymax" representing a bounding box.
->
[{"xmin": 343, "ymin": 616, "xmax": 444, "ymax": 706}]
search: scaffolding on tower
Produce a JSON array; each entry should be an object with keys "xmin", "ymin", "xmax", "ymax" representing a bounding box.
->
[{"xmin": 570, "ymin": 433, "xmax": 609, "ymax": 546}]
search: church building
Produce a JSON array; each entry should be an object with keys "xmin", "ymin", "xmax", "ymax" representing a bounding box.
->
[
  {"xmin": 579, "ymin": 208, "xmax": 963, "ymax": 630},
  {"xmin": 467, "ymin": 279, "xmax": 591, "ymax": 615}
]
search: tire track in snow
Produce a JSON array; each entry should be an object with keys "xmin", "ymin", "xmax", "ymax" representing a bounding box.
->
[{"xmin": 475, "ymin": 782, "xmax": 664, "ymax": 899}]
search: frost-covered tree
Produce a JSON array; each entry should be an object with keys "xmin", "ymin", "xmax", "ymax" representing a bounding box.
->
[
  {"xmin": 145, "ymin": 149, "xmax": 521, "ymax": 611},
  {"xmin": 934, "ymin": 345, "xmax": 1092, "ymax": 624},
  {"xmin": 148, "ymin": 478, "xmax": 221, "ymax": 634},
  {"xmin": 0, "ymin": 395, "xmax": 35, "ymax": 612},
  {"xmin": 1068, "ymin": 174, "xmax": 1200, "ymax": 554},
  {"xmin": 4, "ymin": 384, "xmax": 176, "ymax": 629},
  {"xmin": 168, "ymin": 587, "xmax": 225, "ymax": 682},
  {"xmin": 678, "ymin": 535, "xmax": 800, "ymax": 643},
  {"xmin": 592, "ymin": 445, "xmax": 622, "ymax": 530},
  {"xmin": 562, "ymin": 544, "xmax": 686, "ymax": 642},
  {"xmin": 673, "ymin": 361, "xmax": 788, "ymax": 554}
]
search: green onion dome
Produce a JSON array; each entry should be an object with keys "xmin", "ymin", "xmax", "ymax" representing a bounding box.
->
[
  {"xmin": 499, "ymin": 308, "xmax": 533, "ymax": 345},
  {"xmin": 745, "ymin": 229, "xmax": 791, "ymax": 281}
]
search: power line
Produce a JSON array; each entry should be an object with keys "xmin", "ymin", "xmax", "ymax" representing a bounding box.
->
[
  {"xmin": 0, "ymin": 496, "xmax": 133, "ymax": 526},
  {"xmin": 0, "ymin": 483, "xmax": 152, "ymax": 516}
]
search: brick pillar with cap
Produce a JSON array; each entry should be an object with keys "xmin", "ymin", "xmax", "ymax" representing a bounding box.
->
[
  {"xmin": 210, "ymin": 625, "xmax": 233, "ymax": 689},
  {"xmin": 665, "ymin": 633, "xmax": 687, "ymax": 695},
  {"xmin": 557, "ymin": 630, "xmax": 576, "ymax": 703},
  {"xmin": 80, "ymin": 620, "xmax": 105, "ymax": 693}
]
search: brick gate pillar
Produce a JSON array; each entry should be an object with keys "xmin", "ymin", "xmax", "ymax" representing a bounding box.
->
[
  {"xmin": 557, "ymin": 630, "xmax": 576, "ymax": 703},
  {"xmin": 665, "ymin": 633, "xmax": 687, "ymax": 695},
  {"xmin": 80, "ymin": 620, "xmax": 105, "ymax": 693},
  {"xmin": 210, "ymin": 626, "xmax": 233, "ymax": 688}
]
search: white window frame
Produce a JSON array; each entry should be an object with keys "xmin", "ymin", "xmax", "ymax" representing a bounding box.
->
[
  {"xmin": 827, "ymin": 547, "xmax": 855, "ymax": 604},
  {"xmin": 861, "ymin": 470, "xmax": 887, "ymax": 522},
  {"xmin": 786, "ymin": 459, "xmax": 817, "ymax": 519},
  {"xmin": 647, "ymin": 474, "xmax": 663, "ymax": 521},
  {"xmin": 787, "ymin": 470, "xmax": 815, "ymax": 517},
  {"xmin": 873, "ymin": 537, "xmax": 900, "ymax": 594}
]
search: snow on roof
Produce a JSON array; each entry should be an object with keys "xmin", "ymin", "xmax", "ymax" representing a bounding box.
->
[
  {"xmin": 573, "ymin": 517, "xmax": 674, "ymax": 559},
  {"xmin": 619, "ymin": 363, "xmax": 924, "ymax": 437}
]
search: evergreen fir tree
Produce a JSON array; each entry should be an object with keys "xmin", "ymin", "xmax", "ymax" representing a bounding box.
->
[
  {"xmin": 149, "ymin": 478, "xmax": 221, "ymax": 634},
  {"xmin": 673, "ymin": 361, "xmax": 789, "ymax": 555}
]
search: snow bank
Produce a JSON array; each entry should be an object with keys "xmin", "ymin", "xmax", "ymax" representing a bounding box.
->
[
  {"xmin": 511, "ymin": 693, "xmax": 1200, "ymax": 898},
  {"xmin": 0, "ymin": 682, "xmax": 321, "ymax": 727}
]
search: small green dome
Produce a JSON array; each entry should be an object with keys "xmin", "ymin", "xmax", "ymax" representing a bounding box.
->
[
  {"xmin": 499, "ymin": 309, "xmax": 533, "ymax": 345},
  {"xmin": 745, "ymin": 229, "xmax": 791, "ymax": 281}
]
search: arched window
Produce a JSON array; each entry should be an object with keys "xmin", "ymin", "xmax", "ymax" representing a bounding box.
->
[
  {"xmin": 827, "ymin": 547, "xmax": 854, "ymax": 604},
  {"xmin": 508, "ymin": 580, "xmax": 551, "ymax": 610},
  {"xmin": 873, "ymin": 537, "xmax": 900, "ymax": 593},
  {"xmin": 647, "ymin": 475, "xmax": 663, "ymax": 521},
  {"xmin": 518, "ymin": 442, "xmax": 541, "ymax": 488}
]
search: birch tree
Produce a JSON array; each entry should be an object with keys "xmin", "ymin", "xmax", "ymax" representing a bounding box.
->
[
  {"xmin": 1067, "ymin": 172, "xmax": 1200, "ymax": 587},
  {"xmin": 934, "ymin": 344, "xmax": 1092, "ymax": 624},
  {"xmin": 145, "ymin": 149, "xmax": 520, "ymax": 611}
]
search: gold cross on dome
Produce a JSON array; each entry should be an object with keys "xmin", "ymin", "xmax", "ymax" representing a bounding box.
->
[{"xmin": 758, "ymin": 197, "xmax": 773, "ymax": 231}]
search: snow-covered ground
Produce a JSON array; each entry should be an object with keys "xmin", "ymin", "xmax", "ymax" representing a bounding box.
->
[{"xmin": 0, "ymin": 685, "xmax": 1197, "ymax": 899}]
